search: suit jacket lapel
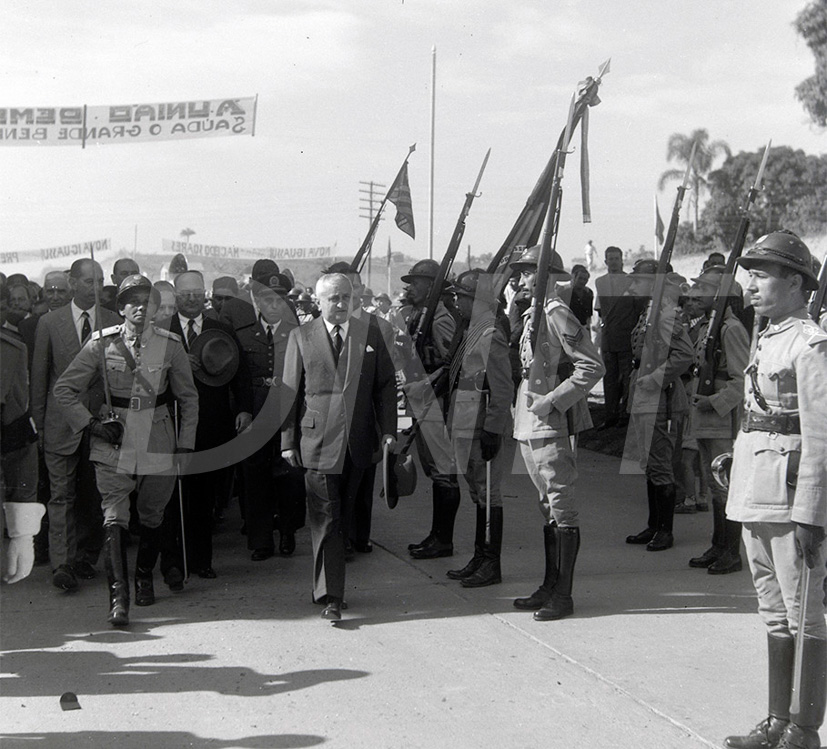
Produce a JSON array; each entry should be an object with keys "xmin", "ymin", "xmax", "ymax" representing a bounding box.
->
[
  {"xmin": 343, "ymin": 316, "xmax": 368, "ymax": 391},
  {"xmin": 309, "ymin": 317, "xmax": 338, "ymax": 375},
  {"xmin": 58, "ymin": 306, "xmax": 81, "ymax": 355}
]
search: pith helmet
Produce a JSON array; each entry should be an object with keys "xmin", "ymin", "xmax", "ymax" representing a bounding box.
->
[
  {"xmin": 117, "ymin": 274, "xmax": 159, "ymax": 307},
  {"xmin": 401, "ymin": 259, "xmax": 441, "ymax": 284},
  {"xmin": 736, "ymin": 231, "xmax": 819, "ymax": 291},
  {"xmin": 509, "ymin": 245, "xmax": 571, "ymax": 280}
]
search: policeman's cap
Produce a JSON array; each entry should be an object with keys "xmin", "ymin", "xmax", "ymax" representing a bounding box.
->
[{"xmin": 736, "ymin": 231, "xmax": 819, "ymax": 291}]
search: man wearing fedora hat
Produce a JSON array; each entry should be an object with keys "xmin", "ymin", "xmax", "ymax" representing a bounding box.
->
[
  {"xmin": 223, "ymin": 270, "xmax": 304, "ymax": 561},
  {"xmin": 510, "ymin": 246, "xmax": 604, "ymax": 621},
  {"xmin": 724, "ymin": 231, "xmax": 827, "ymax": 749},
  {"xmin": 159, "ymin": 270, "xmax": 253, "ymax": 581}
]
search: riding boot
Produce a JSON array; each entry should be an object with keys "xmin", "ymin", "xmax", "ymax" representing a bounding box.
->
[
  {"xmin": 135, "ymin": 524, "xmax": 161, "ymax": 606},
  {"xmin": 447, "ymin": 505, "xmax": 486, "ymax": 580},
  {"xmin": 411, "ymin": 485, "xmax": 459, "ymax": 559},
  {"xmin": 103, "ymin": 524, "xmax": 129, "ymax": 627},
  {"xmin": 626, "ymin": 479, "xmax": 658, "ymax": 544},
  {"xmin": 647, "ymin": 483, "xmax": 675, "ymax": 551},
  {"xmin": 709, "ymin": 520, "xmax": 743, "ymax": 575},
  {"xmin": 778, "ymin": 637, "xmax": 827, "ymax": 749},
  {"xmin": 514, "ymin": 523, "xmax": 557, "ymax": 610},
  {"xmin": 462, "ymin": 506, "xmax": 503, "ymax": 588},
  {"xmin": 725, "ymin": 634, "xmax": 794, "ymax": 748},
  {"xmin": 534, "ymin": 526, "xmax": 580, "ymax": 621}
]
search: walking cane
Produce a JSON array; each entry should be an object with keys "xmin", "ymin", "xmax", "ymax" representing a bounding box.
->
[
  {"xmin": 790, "ymin": 562, "xmax": 813, "ymax": 716},
  {"xmin": 174, "ymin": 402, "xmax": 189, "ymax": 581}
]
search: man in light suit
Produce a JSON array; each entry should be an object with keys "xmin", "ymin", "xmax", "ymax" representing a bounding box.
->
[
  {"xmin": 282, "ymin": 273, "xmax": 397, "ymax": 621},
  {"xmin": 31, "ymin": 258, "xmax": 121, "ymax": 590}
]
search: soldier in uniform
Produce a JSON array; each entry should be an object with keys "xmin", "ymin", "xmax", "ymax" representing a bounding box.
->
[
  {"xmin": 685, "ymin": 266, "xmax": 750, "ymax": 574},
  {"xmin": 401, "ymin": 259, "xmax": 462, "ymax": 560},
  {"xmin": 444, "ymin": 270, "xmax": 514, "ymax": 587},
  {"xmin": 1, "ymin": 284, "xmax": 45, "ymax": 584},
  {"xmin": 510, "ymin": 245, "xmax": 604, "ymax": 621},
  {"xmin": 624, "ymin": 260, "xmax": 694, "ymax": 552},
  {"xmin": 724, "ymin": 232, "xmax": 827, "ymax": 749},
  {"xmin": 53, "ymin": 275, "xmax": 198, "ymax": 626}
]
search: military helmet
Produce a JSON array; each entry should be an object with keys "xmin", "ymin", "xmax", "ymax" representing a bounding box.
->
[
  {"xmin": 401, "ymin": 259, "xmax": 441, "ymax": 283},
  {"xmin": 736, "ymin": 231, "xmax": 819, "ymax": 291},
  {"xmin": 448, "ymin": 269, "xmax": 495, "ymax": 302},
  {"xmin": 509, "ymin": 245, "xmax": 570, "ymax": 280},
  {"xmin": 631, "ymin": 258, "xmax": 658, "ymax": 275},
  {"xmin": 117, "ymin": 274, "xmax": 160, "ymax": 307},
  {"xmin": 288, "ymin": 286, "xmax": 302, "ymax": 298},
  {"xmin": 297, "ymin": 292, "xmax": 313, "ymax": 303}
]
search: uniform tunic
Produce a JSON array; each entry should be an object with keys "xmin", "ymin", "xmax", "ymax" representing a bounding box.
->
[
  {"xmin": 727, "ymin": 309, "xmax": 827, "ymax": 638},
  {"xmin": 513, "ymin": 296, "xmax": 604, "ymax": 527}
]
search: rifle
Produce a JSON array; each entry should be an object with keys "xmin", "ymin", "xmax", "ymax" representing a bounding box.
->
[
  {"xmin": 639, "ymin": 141, "xmax": 697, "ymax": 371},
  {"xmin": 808, "ymin": 251, "xmax": 827, "ymax": 323},
  {"xmin": 411, "ymin": 148, "xmax": 491, "ymax": 362},
  {"xmin": 696, "ymin": 141, "xmax": 771, "ymax": 397},
  {"xmin": 530, "ymin": 61, "xmax": 609, "ymax": 353},
  {"xmin": 350, "ymin": 144, "xmax": 416, "ymax": 274}
]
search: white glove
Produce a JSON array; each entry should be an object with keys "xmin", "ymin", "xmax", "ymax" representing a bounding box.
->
[{"xmin": 3, "ymin": 503, "xmax": 45, "ymax": 584}]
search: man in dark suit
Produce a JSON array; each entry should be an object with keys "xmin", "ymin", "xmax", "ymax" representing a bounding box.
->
[
  {"xmin": 221, "ymin": 270, "xmax": 304, "ymax": 561},
  {"xmin": 31, "ymin": 258, "xmax": 121, "ymax": 590},
  {"xmin": 282, "ymin": 273, "xmax": 397, "ymax": 620},
  {"xmin": 159, "ymin": 270, "xmax": 253, "ymax": 581}
]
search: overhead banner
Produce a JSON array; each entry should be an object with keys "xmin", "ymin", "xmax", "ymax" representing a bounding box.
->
[
  {"xmin": 0, "ymin": 238, "xmax": 112, "ymax": 265},
  {"xmin": 0, "ymin": 96, "xmax": 257, "ymax": 147},
  {"xmin": 162, "ymin": 239, "xmax": 334, "ymax": 262}
]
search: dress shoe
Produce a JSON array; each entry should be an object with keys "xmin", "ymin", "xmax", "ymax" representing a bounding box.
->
[
  {"xmin": 164, "ymin": 566, "xmax": 185, "ymax": 591},
  {"xmin": 625, "ymin": 527, "xmax": 655, "ymax": 545},
  {"xmin": 689, "ymin": 546, "xmax": 722, "ymax": 568},
  {"xmin": 196, "ymin": 567, "xmax": 217, "ymax": 579},
  {"xmin": 52, "ymin": 564, "xmax": 78, "ymax": 591},
  {"xmin": 408, "ymin": 533, "xmax": 435, "ymax": 551},
  {"xmin": 673, "ymin": 500, "xmax": 698, "ymax": 514},
  {"xmin": 72, "ymin": 559, "xmax": 97, "ymax": 579},
  {"xmin": 724, "ymin": 716, "xmax": 789, "ymax": 749},
  {"xmin": 775, "ymin": 723, "xmax": 820, "ymax": 749},
  {"xmin": 708, "ymin": 551, "xmax": 742, "ymax": 575},
  {"xmin": 353, "ymin": 541, "xmax": 373, "ymax": 554},
  {"xmin": 251, "ymin": 547, "xmax": 275, "ymax": 562},
  {"xmin": 321, "ymin": 600, "xmax": 342, "ymax": 621},
  {"xmin": 410, "ymin": 538, "xmax": 453, "ymax": 559},
  {"xmin": 279, "ymin": 531, "xmax": 296, "ymax": 557},
  {"xmin": 646, "ymin": 531, "xmax": 674, "ymax": 552},
  {"xmin": 135, "ymin": 571, "xmax": 155, "ymax": 606}
]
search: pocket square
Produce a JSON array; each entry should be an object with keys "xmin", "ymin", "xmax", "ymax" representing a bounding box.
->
[{"xmin": 366, "ymin": 345, "xmax": 374, "ymax": 352}]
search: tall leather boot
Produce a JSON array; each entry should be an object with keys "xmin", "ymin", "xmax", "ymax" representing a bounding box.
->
[
  {"xmin": 647, "ymin": 483, "xmax": 675, "ymax": 551},
  {"xmin": 709, "ymin": 519, "xmax": 743, "ymax": 574},
  {"xmin": 690, "ymin": 493, "xmax": 728, "ymax": 568},
  {"xmin": 103, "ymin": 524, "xmax": 129, "ymax": 627},
  {"xmin": 534, "ymin": 526, "xmax": 580, "ymax": 621},
  {"xmin": 462, "ymin": 507, "xmax": 503, "ymax": 588},
  {"xmin": 514, "ymin": 523, "xmax": 557, "ymax": 610},
  {"xmin": 777, "ymin": 637, "xmax": 827, "ymax": 749},
  {"xmin": 447, "ymin": 505, "xmax": 486, "ymax": 580},
  {"xmin": 626, "ymin": 480, "xmax": 658, "ymax": 544},
  {"xmin": 408, "ymin": 484, "xmax": 439, "ymax": 551},
  {"xmin": 411, "ymin": 485, "xmax": 459, "ymax": 559},
  {"xmin": 725, "ymin": 634, "xmax": 794, "ymax": 748},
  {"xmin": 135, "ymin": 524, "xmax": 161, "ymax": 607}
]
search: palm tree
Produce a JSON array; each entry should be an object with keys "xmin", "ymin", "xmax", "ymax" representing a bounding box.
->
[
  {"xmin": 658, "ymin": 129, "xmax": 731, "ymax": 232},
  {"xmin": 180, "ymin": 227, "xmax": 196, "ymax": 245}
]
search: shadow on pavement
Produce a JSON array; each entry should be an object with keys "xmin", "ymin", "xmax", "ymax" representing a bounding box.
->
[{"xmin": 0, "ymin": 733, "xmax": 324, "ymax": 749}]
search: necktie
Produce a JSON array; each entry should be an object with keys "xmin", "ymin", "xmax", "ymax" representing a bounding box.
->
[
  {"xmin": 80, "ymin": 311, "xmax": 91, "ymax": 344},
  {"xmin": 266, "ymin": 324, "xmax": 273, "ymax": 347},
  {"xmin": 332, "ymin": 325, "xmax": 343, "ymax": 361},
  {"xmin": 187, "ymin": 318, "xmax": 197, "ymax": 350}
]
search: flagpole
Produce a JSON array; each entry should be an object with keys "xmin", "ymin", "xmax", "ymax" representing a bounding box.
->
[
  {"xmin": 654, "ymin": 194, "xmax": 659, "ymax": 254},
  {"xmin": 387, "ymin": 237, "xmax": 392, "ymax": 296},
  {"xmin": 429, "ymin": 45, "xmax": 436, "ymax": 261}
]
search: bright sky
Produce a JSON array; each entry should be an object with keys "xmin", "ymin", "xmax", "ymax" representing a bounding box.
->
[{"xmin": 1, "ymin": 0, "xmax": 824, "ymax": 277}]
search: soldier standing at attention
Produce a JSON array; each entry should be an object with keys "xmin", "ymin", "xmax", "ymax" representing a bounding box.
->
[
  {"xmin": 444, "ymin": 270, "xmax": 514, "ymax": 588},
  {"xmin": 724, "ymin": 232, "xmax": 827, "ymax": 749},
  {"xmin": 53, "ymin": 275, "xmax": 198, "ymax": 627},
  {"xmin": 509, "ymin": 246, "xmax": 604, "ymax": 621}
]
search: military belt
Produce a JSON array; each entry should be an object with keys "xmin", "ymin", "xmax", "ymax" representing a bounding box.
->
[
  {"xmin": 741, "ymin": 411, "xmax": 800, "ymax": 435},
  {"xmin": 252, "ymin": 376, "xmax": 280, "ymax": 387},
  {"xmin": 110, "ymin": 390, "xmax": 172, "ymax": 411}
]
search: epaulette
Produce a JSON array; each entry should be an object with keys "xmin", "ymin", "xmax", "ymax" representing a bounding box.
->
[
  {"xmin": 152, "ymin": 325, "xmax": 182, "ymax": 343},
  {"xmin": 0, "ymin": 328, "xmax": 26, "ymax": 351},
  {"xmin": 91, "ymin": 325, "xmax": 122, "ymax": 340},
  {"xmin": 797, "ymin": 319, "xmax": 827, "ymax": 347}
]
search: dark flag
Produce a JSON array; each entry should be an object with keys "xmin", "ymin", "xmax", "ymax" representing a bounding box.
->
[
  {"xmin": 655, "ymin": 196, "xmax": 665, "ymax": 246},
  {"xmin": 388, "ymin": 163, "xmax": 415, "ymax": 239}
]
